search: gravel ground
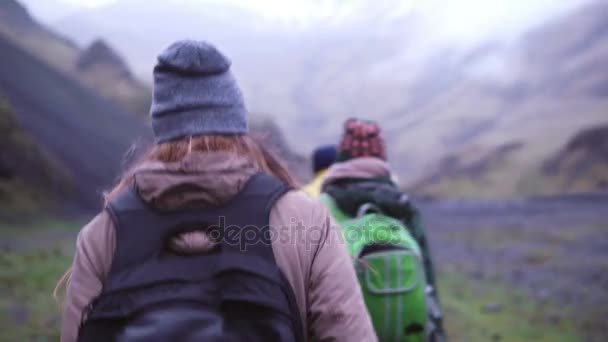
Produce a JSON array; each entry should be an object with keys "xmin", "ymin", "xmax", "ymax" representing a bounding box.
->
[{"xmin": 417, "ymin": 193, "xmax": 608, "ymax": 340}]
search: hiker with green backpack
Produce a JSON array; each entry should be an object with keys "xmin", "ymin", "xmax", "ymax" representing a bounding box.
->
[{"xmin": 320, "ymin": 118, "xmax": 446, "ymax": 342}]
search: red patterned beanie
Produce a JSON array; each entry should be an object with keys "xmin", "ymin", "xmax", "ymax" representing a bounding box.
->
[{"xmin": 337, "ymin": 118, "xmax": 386, "ymax": 161}]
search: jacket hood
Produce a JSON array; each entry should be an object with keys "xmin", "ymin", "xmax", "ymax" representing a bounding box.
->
[
  {"xmin": 133, "ymin": 151, "xmax": 258, "ymax": 210},
  {"xmin": 321, "ymin": 157, "xmax": 392, "ymax": 191},
  {"xmin": 130, "ymin": 151, "xmax": 258, "ymax": 254}
]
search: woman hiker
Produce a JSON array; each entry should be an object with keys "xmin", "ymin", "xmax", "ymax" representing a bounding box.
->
[{"xmin": 58, "ymin": 40, "xmax": 376, "ymax": 342}]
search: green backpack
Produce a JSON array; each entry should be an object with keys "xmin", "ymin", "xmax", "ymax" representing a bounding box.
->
[{"xmin": 321, "ymin": 194, "xmax": 442, "ymax": 341}]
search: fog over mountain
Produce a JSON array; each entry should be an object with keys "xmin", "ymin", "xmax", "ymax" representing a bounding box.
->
[
  {"xmin": 19, "ymin": 0, "xmax": 608, "ymax": 196},
  {"xmin": 28, "ymin": 1, "xmax": 590, "ymax": 75}
]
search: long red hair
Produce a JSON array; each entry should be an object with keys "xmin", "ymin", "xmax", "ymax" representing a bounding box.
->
[{"xmin": 105, "ymin": 134, "xmax": 296, "ymax": 201}]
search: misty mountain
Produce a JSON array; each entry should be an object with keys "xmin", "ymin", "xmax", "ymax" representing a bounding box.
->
[
  {"xmin": 22, "ymin": 0, "xmax": 608, "ymax": 196},
  {"xmin": 249, "ymin": 116, "xmax": 309, "ymax": 182},
  {"xmin": 0, "ymin": 34, "xmax": 150, "ymax": 212},
  {"xmin": 409, "ymin": 0, "xmax": 608, "ymax": 197},
  {"xmin": 0, "ymin": 1, "xmax": 307, "ymax": 210},
  {"xmin": 51, "ymin": 0, "xmax": 418, "ymax": 141},
  {"xmin": 0, "ymin": 0, "xmax": 150, "ymax": 115},
  {"xmin": 542, "ymin": 124, "xmax": 608, "ymax": 193},
  {"xmin": 0, "ymin": 98, "xmax": 73, "ymax": 218}
]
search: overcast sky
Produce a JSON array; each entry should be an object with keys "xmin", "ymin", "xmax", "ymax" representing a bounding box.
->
[{"xmin": 22, "ymin": 0, "xmax": 590, "ymax": 45}]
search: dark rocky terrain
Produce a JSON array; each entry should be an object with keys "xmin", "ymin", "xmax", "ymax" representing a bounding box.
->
[{"xmin": 542, "ymin": 124, "xmax": 608, "ymax": 193}]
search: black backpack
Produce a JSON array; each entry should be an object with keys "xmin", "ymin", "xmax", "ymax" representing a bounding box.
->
[{"xmin": 78, "ymin": 173, "xmax": 304, "ymax": 342}]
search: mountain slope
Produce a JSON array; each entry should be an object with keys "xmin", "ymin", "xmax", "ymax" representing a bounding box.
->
[
  {"xmin": 76, "ymin": 39, "xmax": 151, "ymax": 115},
  {"xmin": 541, "ymin": 125, "xmax": 608, "ymax": 193},
  {"xmin": 50, "ymin": 0, "xmax": 608, "ymax": 196},
  {"xmin": 0, "ymin": 98, "xmax": 73, "ymax": 218},
  {"xmin": 0, "ymin": 35, "xmax": 150, "ymax": 211},
  {"xmin": 0, "ymin": 0, "xmax": 150, "ymax": 115},
  {"xmin": 250, "ymin": 116, "xmax": 309, "ymax": 182},
  {"xmin": 408, "ymin": 1, "xmax": 608, "ymax": 197}
]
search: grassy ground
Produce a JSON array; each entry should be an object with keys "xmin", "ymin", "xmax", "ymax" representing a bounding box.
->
[
  {"xmin": 438, "ymin": 270, "xmax": 579, "ymax": 342},
  {"xmin": 0, "ymin": 221, "xmax": 77, "ymax": 342},
  {"xmin": 0, "ymin": 249, "xmax": 72, "ymax": 341},
  {"xmin": 0, "ymin": 245, "xmax": 582, "ymax": 342},
  {"xmin": 421, "ymin": 195, "xmax": 608, "ymax": 342}
]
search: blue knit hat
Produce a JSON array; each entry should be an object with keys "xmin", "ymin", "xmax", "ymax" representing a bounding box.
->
[
  {"xmin": 150, "ymin": 40, "xmax": 248, "ymax": 143},
  {"xmin": 312, "ymin": 145, "xmax": 337, "ymax": 173}
]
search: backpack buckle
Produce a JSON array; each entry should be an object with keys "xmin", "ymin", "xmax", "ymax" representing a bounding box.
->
[{"xmin": 356, "ymin": 203, "xmax": 383, "ymax": 217}]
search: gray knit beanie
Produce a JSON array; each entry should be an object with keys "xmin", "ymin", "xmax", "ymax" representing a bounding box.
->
[{"xmin": 150, "ymin": 40, "xmax": 248, "ymax": 143}]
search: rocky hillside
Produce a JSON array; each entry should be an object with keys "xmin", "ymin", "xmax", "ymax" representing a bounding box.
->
[
  {"xmin": 0, "ymin": 99, "xmax": 73, "ymax": 219},
  {"xmin": 75, "ymin": 39, "xmax": 150, "ymax": 115},
  {"xmin": 542, "ymin": 125, "xmax": 608, "ymax": 194},
  {"xmin": 0, "ymin": 35, "xmax": 150, "ymax": 212},
  {"xmin": 0, "ymin": 0, "xmax": 150, "ymax": 115},
  {"xmin": 410, "ymin": 142, "xmax": 526, "ymax": 198},
  {"xmin": 411, "ymin": 123, "xmax": 608, "ymax": 198}
]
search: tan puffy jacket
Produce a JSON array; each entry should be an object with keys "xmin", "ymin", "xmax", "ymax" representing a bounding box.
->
[{"xmin": 61, "ymin": 152, "xmax": 376, "ymax": 342}]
